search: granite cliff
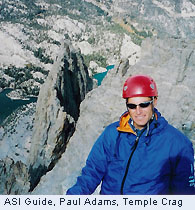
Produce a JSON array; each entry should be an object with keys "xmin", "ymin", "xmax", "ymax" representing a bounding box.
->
[{"xmin": 28, "ymin": 40, "xmax": 94, "ymax": 191}]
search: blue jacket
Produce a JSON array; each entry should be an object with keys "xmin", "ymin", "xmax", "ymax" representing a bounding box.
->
[{"xmin": 67, "ymin": 109, "xmax": 195, "ymax": 195}]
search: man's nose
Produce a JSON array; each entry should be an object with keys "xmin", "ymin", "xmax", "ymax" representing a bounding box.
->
[{"xmin": 135, "ymin": 105, "xmax": 142, "ymax": 114}]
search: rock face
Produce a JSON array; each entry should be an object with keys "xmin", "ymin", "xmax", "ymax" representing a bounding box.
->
[
  {"xmin": 130, "ymin": 37, "xmax": 195, "ymax": 136},
  {"xmin": 0, "ymin": 157, "xmax": 30, "ymax": 194},
  {"xmin": 32, "ymin": 37, "xmax": 195, "ymax": 194},
  {"xmin": 28, "ymin": 40, "xmax": 93, "ymax": 191}
]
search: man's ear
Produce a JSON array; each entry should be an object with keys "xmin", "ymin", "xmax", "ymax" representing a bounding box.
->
[{"xmin": 153, "ymin": 97, "xmax": 158, "ymax": 107}]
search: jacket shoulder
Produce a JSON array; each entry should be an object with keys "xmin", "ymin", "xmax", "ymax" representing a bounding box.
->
[
  {"xmin": 106, "ymin": 121, "xmax": 120, "ymax": 130},
  {"xmin": 104, "ymin": 121, "xmax": 120, "ymax": 137},
  {"xmin": 99, "ymin": 121, "xmax": 120, "ymax": 146}
]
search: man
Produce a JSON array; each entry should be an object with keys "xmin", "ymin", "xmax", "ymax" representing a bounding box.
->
[{"xmin": 66, "ymin": 74, "xmax": 195, "ymax": 195}]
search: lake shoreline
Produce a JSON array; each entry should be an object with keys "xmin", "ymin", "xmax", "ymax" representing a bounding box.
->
[{"xmin": 0, "ymin": 88, "xmax": 37, "ymax": 125}]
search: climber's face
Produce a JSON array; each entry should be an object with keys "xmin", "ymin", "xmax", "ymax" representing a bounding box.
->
[{"xmin": 127, "ymin": 97, "xmax": 157, "ymax": 130}]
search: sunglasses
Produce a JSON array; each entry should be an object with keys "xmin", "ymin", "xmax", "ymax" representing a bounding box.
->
[{"xmin": 126, "ymin": 100, "xmax": 153, "ymax": 109}]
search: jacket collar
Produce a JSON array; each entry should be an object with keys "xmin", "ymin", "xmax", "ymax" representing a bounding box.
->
[{"xmin": 117, "ymin": 111, "xmax": 136, "ymax": 134}]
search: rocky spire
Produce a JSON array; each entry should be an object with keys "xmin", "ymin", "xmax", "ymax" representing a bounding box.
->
[{"xmin": 28, "ymin": 40, "xmax": 94, "ymax": 191}]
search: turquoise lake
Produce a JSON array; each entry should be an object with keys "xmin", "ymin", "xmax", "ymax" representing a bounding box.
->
[
  {"xmin": 93, "ymin": 65, "xmax": 115, "ymax": 86},
  {"xmin": 0, "ymin": 89, "xmax": 37, "ymax": 125}
]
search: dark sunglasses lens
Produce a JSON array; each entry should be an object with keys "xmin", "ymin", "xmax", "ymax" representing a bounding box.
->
[
  {"xmin": 127, "ymin": 103, "xmax": 137, "ymax": 109},
  {"xmin": 139, "ymin": 102, "xmax": 151, "ymax": 108},
  {"xmin": 127, "ymin": 101, "xmax": 152, "ymax": 109}
]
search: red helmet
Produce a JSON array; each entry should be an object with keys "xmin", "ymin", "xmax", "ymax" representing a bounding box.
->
[{"xmin": 122, "ymin": 75, "xmax": 158, "ymax": 98}]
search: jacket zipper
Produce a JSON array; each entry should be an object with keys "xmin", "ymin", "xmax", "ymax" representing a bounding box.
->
[
  {"xmin": 120, "ymin": 123, "xmax": 148, "ymax": 195},
  {"xmin": 120, "ymin": 135, "xmax": 139, "ymax": 194}
]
